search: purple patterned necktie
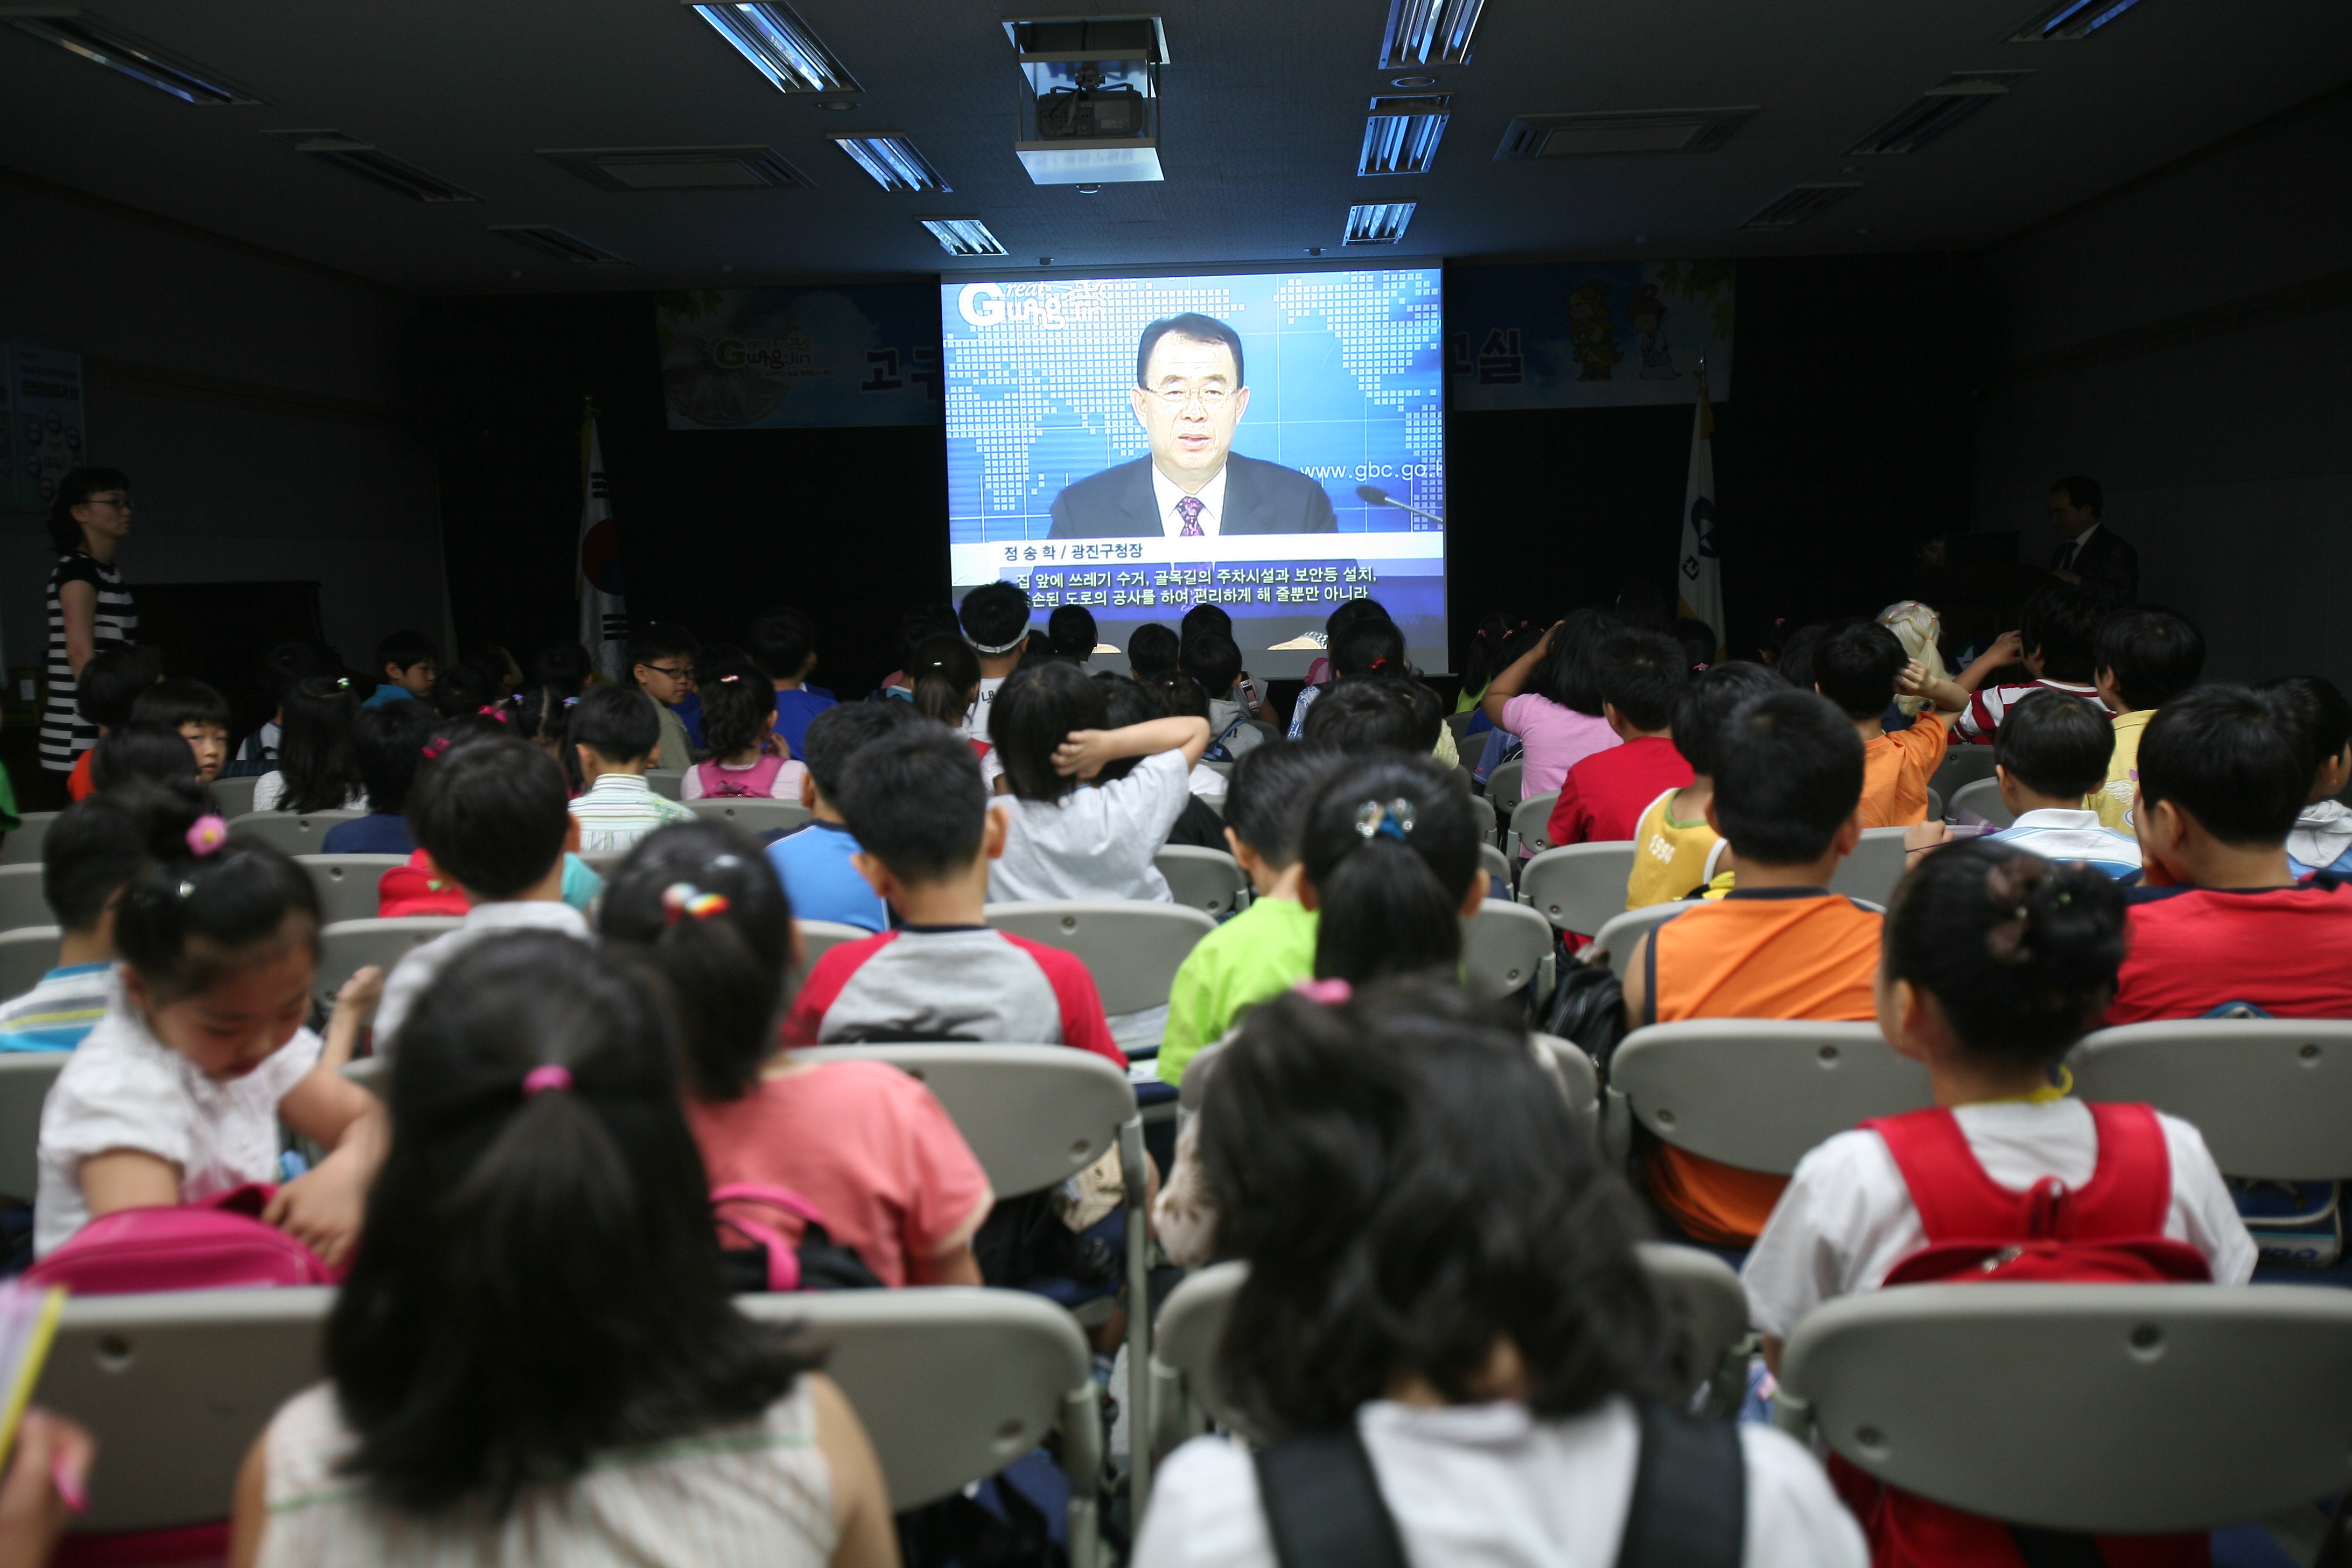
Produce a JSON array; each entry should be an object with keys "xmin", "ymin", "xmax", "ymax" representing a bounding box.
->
[{"xmin": 1176, "ymin": 495, "xmax": 1205, "ymax": 536}]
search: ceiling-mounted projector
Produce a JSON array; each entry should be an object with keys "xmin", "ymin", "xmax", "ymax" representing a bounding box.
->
[{"xmin": 1005, "ymin": 16, "xmax": 1166, "ymax": 184}]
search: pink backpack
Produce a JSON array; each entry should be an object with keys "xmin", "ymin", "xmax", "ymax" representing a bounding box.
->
[
  {"xmin": 26, "ymin": 1185, "xmax": 337, "ymax": 1295},
  {"xmin": 696, "ymin": 754, "xmax": 787, "ymax": 800}
]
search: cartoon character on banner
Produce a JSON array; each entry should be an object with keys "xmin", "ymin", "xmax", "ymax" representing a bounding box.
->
[
  {"xmin": 1629, "ymin": 285, "xmax": 1679, "ymax": 380},
  {"xmin": 1567, "ymin": 281, "xmax": 1621, "ymax": 381}
]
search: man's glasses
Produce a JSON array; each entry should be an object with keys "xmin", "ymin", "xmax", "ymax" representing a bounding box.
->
[{"xmin": 1139, "ymin": 384, "xmax": 1233, "ymax": 411}]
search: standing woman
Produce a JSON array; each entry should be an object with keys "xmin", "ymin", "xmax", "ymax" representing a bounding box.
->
[{"xmin": 38, "ymin": 469, "xmax": 139, "ymax": 780}]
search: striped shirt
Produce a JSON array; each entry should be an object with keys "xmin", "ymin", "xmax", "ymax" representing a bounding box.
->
[
  {"xmin": 0, "ymin": 964, "xmax": 113, "ymax": 1053},
  {"xmin": 39, "ymin": 551, "xmax": 136, "ymax": 773},
  {"xmin": 1953, "ymin": 678, "xmax": 2106, "ymax": 744},
  {"xmin": 568, "ymin": 772, "xmax": 694, "ymax": 854}
]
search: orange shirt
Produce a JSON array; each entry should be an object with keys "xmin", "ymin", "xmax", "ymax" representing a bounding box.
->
[
  {"xmin": 1859, "ymin": 709, "xmax": 1948, "ymax": 828},
  {"xmin": 1639, "ymin": 889, "xmax": 1882, "ymax": 1247},
  {"xmin": 66, "ymin": 748, "xmax": 96, "ymax": 801}
]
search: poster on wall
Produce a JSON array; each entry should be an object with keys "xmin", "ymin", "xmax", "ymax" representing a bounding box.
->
[
  {"xmin": 1446, "ymin": 261, "xmax": 1733, "ymax": 411},
  {"xmin": 9, "ymin": 341, "xmax": 86, "ymax": 510},
  {"xmin": 656, "ymin": 285, "xmax": 942, "ymax": 429}
]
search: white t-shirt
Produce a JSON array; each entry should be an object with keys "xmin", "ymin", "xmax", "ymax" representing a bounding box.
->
[
  {"xmin": 957, "ymin": 675, "xmax": 1009, "ymax": 744},
  {"xmin": 1742, "ymin": 1100, "xmax": 2257, "ymax": 1342},
  {"xmin": 1187, "ymin": 762, "xmax": 1228, "ymax": 804},
  {"xmin": 1133, "ymin": 1398, "xmax": 1866, "ymax": 1568},
  {"xmin": 372, "ymin": 901, "xmax": 594, "ymax": 1052},
  {"xmin": 36, "ymin": 999, "xmax": 324, "ymax": 1256},
  {"xmin": 250, "ymin": 772, "xmax": 367, "ymax": 814},
  {"xmin": 988, "ymin": 750, "xmax": 1189, "ymax": 904}
]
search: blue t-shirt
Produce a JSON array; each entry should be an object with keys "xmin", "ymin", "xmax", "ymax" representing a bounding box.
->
[
  {"xmin": 767, "ymin": 820, "xmax": 887, "ymax": 933},
  {"xmin": 323, "ymin": 813, "xmax": 415, "ymax": 854},
  {"xmin": 362, "ymin": 683, "xmax": 424, "ymax": 710},
  {"xmin": 671, "ymin": 692, "xmax": 705, "ymax": 750},
  {"xmin": 772, "ymin": 686, "xmax": 838, "ymax": 758}
]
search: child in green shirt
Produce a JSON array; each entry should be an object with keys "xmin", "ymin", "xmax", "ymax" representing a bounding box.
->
[{"xmin": 1159, "ymin": 741, "xmax": 1346, "ymax": 1083}]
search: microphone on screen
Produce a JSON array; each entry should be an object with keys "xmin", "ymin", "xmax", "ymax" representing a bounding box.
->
[{"xmin": 1355, "ymin": 485, "xmax": 1446, "ymax": 527}]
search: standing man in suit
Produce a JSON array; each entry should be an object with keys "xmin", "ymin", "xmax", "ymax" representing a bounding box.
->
[
  {"xmin": 2048, "ymin": 475, "xmax": 2138, "ymax": 606},
  {"xmin": 1049, "ymin": 313, "xmax": 1338, "ymax": 539}
]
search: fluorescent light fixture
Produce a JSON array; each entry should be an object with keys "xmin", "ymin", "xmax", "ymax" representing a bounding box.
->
[
  {"xmin": 7, "ymin": 12, "xmax": 259, "ymax": 104},
  {"xmin": 833, "ymin": 134, "xmax": 950, "ymax": 192},
  {"xmin": 689, "ymin": 2, "xmax": 860, "ymax": 93},
  {"xmin": 1343, "ymin": 201, "xmax": 1416, "ymax": 244},
  {"xmin": 1359, "ymin": 95, "xmax": 1450, "ymax": 176},
  {"xmin": 919, "ymin": 217, "xmax": 1007, "ymax": 256},
  {"xmin": 1850, "ymin": 72, "xmax": 2030, "ymax": 155},
  {"xmin": 2009, "ymin": 0, "xmax": 2143, "ymax": 40},
  {"xmin": 1378, "ymin": 0, "xmax": 1485, "ymax": 68},
  {"xmin": 263, "ymin": 130, "xmax": 482, "ymax": 201}
]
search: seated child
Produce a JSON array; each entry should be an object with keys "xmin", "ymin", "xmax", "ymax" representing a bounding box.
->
[
  {"xmin": 1912, "ymin": 690, "xmax": 2141, "ymax": 879},
  {"xmin": 1547, "ymin": 629, "xmax": 1691, "ymax": 847},
  {"xmin": 64, "ymin": 645, "xmax": 158, "ymax": 802},
  {"xmin": 1811, "ymin": 620, "xmax": 1964, "ymax": 828},
  {"xmin": 1951, "ymin": 584, "xmax": 2108, "ymax": 744},
  {"xmin": 787, "ymin": 725, "xmax": 1122, "ymax": 1063},
  {"xmin": 1158, "ymin": 741, "xmax": 1345, "ymax": 1084},
  {"xmin": 751, "ymin": 608, "xmax": 838, "ymax": 758},
  {"xmin": 909, "ymin": 634, "xmax": 984, "ymax": 754},
  {"xmin": 372, "ymin": 734, "xmax": 590, "ymax": 1048},
  {"xmin": 88, "ymin": 721, "xmax": 200, "ymax": 795},
  {"xmin": 2090, "ymin": 606, "xmax": 2205, "ymax": 830},
  {"xmin": 1127, "ymin": 622, "xmax": 1179, "ymax": 682},
  {"xmin": 321, "ymin": 700, "xmax": 439, "ymax": 853},
  {"xmin": 628, "ymin": 624, "xmax": 702, "ymax": 771},
  {"xmin": 132, "ymin": 678, "xmax": 233, "ymax": 786},
  {"xmin": 1046, "ymin": 603, "xmax": 1099, "ymax": 663},
  {"xmin": 1286, "ymin": 598, "xmax": 1391, "ymax": 734},
  {"xmin": 1104, "ymin": 672, "xmax": 1229, "ymax": 855},
  {"xmin": 1474, "ymin": 608, "xmax": 1620, "ymax": 791},
  {"xmin": 2108, "ymin": 684, "xmax": 2352, "ymax": 1023},
  {"xmin": 1621, "ymin": 689, "xmax": 1880, "ymax": 1247},
  {"xmin": 682, "ymin": 662, "xmax": 809, "ymax": 801},
  {"xmin": 230, "ymin": 931, "xmax": 894, "ymax": 1568},
  {"xmin": 1182, "ymin": 629, "xmax": 1261, "ymax": 763},
  {"xmin": 35, "ymin": 782, "xmax": 387, "ymax": 1262},
  {"xmin": 768, "ymin": 702, "xmax": 918, "ymax": 933},
  {"xmin": 1137, "ymin": 976, "xmax": 1866, "ymax": 1568},
  {"xmin": 1624, "ymin": 661, "xmax": 1782, "ymax": 907},
  {"xmin": 569, "ymin": 684, "xmax": 695, "ymax": 853},
  {"xmin": 0, "ymin": 793, "xmax": 149, "ymax": 1051},
  {"xmin": 985, "ymin": 661, "xmax": 1209, "ymax": 904},
  {"xmin": 604, "ymin": 820, "xmax": 993, "ymax": 1288},
  {"xmin": 1298, "ymin": 676, "xmax": 1433, "ymax": 755},
  {"xmin": 361, "ymin": 629, "xmax": 437, "ymax": 708},
  {"xmin": 2263, "ymin": 675, "xmax": 2352, "ymax": 878},
  {"xmin": 506, "ymin": 682, "xmax": 582, "ymax": 794},
  {"xmin": 956, "ymin": 581, "xmax": 1031, "ymax": 744},
  {"xmin": 253, "ymin": 675, "xmax": 365, "ymax": 814}
]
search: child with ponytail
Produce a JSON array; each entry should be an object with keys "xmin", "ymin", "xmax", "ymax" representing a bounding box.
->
[{"xmin": 683, "ymin": 660, "xmax": 810, "ymax": 802}]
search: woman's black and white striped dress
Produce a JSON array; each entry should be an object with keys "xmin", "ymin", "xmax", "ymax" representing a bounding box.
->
[{"xmin": 38, "ymin": 550, "xmax": 137, "ymax": 773}]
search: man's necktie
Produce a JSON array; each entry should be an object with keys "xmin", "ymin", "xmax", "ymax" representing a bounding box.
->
[{"xmin": 1177, "ymin": 496, "xmax": 1205, "ymax": 536}]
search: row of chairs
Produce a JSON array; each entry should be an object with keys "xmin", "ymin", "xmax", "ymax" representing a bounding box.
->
[{"xmin": 1511, "ymin": 834, "xmax": 1906, "ymax": 939}]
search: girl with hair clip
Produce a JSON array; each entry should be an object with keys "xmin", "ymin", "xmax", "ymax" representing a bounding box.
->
[
  {"xmin": 35, "ymin": 781, "xmax": 388, "ymax": 1264},
  {"xmin": 683, "ymin": 661, "xmax": 809, "ymax": 801},
  {"xmin": 1478, "ymin": 607, "xmax": 1623, "ymax": 797},
  {"xmin": 227, "ymin": 932, "xmax": 897, "ymax": 1568},
  {"xmin": 908, "ymin": 634, "xmax": 984, "ymax": 753},
  {"xmin": 505, "ymin": 683, "xmax": 582, "ymax": 795},
  {"xmin": 253, "ymin": 675, "xmax": 363, "ymax": 813},
  {"xmin": 1136, "ymin": 977, "xmax": 1865, "ymax": 1568},
  {"xmin": 600, "ymin": 820, "xmax": 993, "ymax": 1289}
]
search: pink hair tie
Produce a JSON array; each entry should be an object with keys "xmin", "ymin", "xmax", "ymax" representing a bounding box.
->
[
  {"xmin": 1294, "ymin": 977, "xmax": 1352, "ymax": 1006},
  {"xmin": 422, "ymin": 737, "xmax": 453, "ymax": 761},
  {"xmin": 476, "ymin": 704, "xmax": 510, "ymax": 724},
  {"xmin": 185, "ymin": 815, "xmax": 229, "ymax": 857},
  {"xmin": 522, "ymin": 1065, "xmax": 572, "ymax": 1096}
]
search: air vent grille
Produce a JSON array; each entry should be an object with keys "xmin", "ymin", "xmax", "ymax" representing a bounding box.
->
[
  {"xmin": 1495, "ymin": 106, "xmax": 1756, "ymax": 160},
  {"xmin": 1378, "ymin": 0, "xmax": 1485, "ymax": 68},
  {"xmin": 834, "ymin": 135, "xmax": 951, "ymax": 193},
  {"xmin": 2008, "ymin": 0, "xmax": 2143, "ymax": 41},
  {"xmin": 540, "ymin": 145, "xmax": 811, "ymax": 191},
  {"xmin": 489, "ymin": 225, "xmax": 632, "ymax": 266},
  {"xmin": 1343, "ymin": 201, "xmax": 1416, "ymax": 246},
  {"xmin": 1739, "ymin": 183, "xmax": 1860, "ymax": 230},
  {"xmin": 7, "ymin": 12, "xmax": 259, "ymax": 104},
  {"xmin": 920, "ymin": 217, "xmax": 1007, "ymax": 256},
  {"xmin": 1849, "ymin": 72, "xmax": 2030, "ymax": 155},
  {"xmin": 1360, "ymin": 95, "xmax": 1450, "ymax": 176},
  {"xmin": 264, "ymin": 130, "xmax": 481, "ymax": 201}
]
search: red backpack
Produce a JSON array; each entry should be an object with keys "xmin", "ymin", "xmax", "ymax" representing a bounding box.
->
[
  {"xmin": 1828, "ymin": 1104, "xmax": 2210, "ymax": 1568},
  {"xmin": 26, "ymin": 1185, "xmax": 337, "ymax": 1295}
]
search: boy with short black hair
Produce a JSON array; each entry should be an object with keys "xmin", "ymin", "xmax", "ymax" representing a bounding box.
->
[
  {"xmin": 1297, "ymin": 676, "xmax": 1429, "ymax": 754},
  {"xmin": 2090, "ymin": 606, "xmax": 2205, "ymax": 830},
  {"xmin": 1910, "ymin": 691, "xmax": 2140, "ymax": 879},
  {"xmin": 1622, "ymin": 689, "xmax": 1881, "ymax": 1246},
  {"xmin": 0, "ymin": 795, "xmax": 145, "ymax": 1051},
  {"xmin": 786, "ymin": 726, "xmax": 1121, "ymax": 1062},
  {"xmin": 2108, "ymin": 685, "xmax": 2352, "ymax": 1024},
  {"xmin": 364, "ymin": 631, "xmax": 437, "ymax": 708},
  {"xmin": 1128, "ymin": 622, "xmax": 1180, "ymax": 681},
  {"xmin": 748, "ymin": 607, "xmax": 837, "ymax": 757},
  {"xmin": 321, "ymin": 699, "xmax": 438, "ymax": 853},
  {"xmin": 1548, "ymin": 629, "xmax": 1691, "ymax": 847},
  {"xmin": 64, "ymin": 645, "xmax": 160, "ymax": 801},
  {"xmin": 1952, "ymin": 584, "xmax": 2108, "ymax": 745},
  {"xmin": 628, "ymin": 623, "xmax": 702, "ymax": 769},
  {"xmin": 1624, "ymin": 660, "xmax": 1783, "ymax": 908},
  {"xmin": 1811, "ymin": 619, "xmax": 1967, "ymax": 828},
  {"xmin": 955, "ymin": 582, "xmax": 1032, "ymax": 745},
  {"xmin": 2264, "ymin": 675, "xmax": 2352, "ymax": 878},
  {"xmin": 766, "ymin": 701, "xmax": 919, "ymax": 932},
  {"xmin": 130, "ymin": 677, "xmax": 233, "ymax": 786},
  {"xmin": 567, "ymin": 684, "xmax": 694, "ymax": 853},
  {"xmin": 1181, "ymin": 628, "xmax": 1259, "ymax": 762}
]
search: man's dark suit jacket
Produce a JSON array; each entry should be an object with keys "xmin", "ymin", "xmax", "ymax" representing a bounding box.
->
[
  {"xmin": 1048, "ymin": 453, "xmax": 1338, "ymax": 540},
  {"xmin": 2053, "ymin": 526, "xmax": 2139, "ymax": 606}
]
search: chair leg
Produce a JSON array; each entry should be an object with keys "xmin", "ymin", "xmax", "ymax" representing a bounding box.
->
[
  {"xmin": 1059, "ymin": 1383, "xmax": 1107, "ymax": 1568},
  {"xmin": 1119, "ymin": 1115, "xmax": 1153, "ymax": 1520}
]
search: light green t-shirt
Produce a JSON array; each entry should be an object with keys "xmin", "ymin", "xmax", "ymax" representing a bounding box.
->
[{"xmin": 1159, "ymin": 897, "xmax": 1319, "ymax": 1083}]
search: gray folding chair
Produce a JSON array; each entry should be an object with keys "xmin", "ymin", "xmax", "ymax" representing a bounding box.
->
[
  {"xmin": 1929, "ymin": 744, "xmax": 1999, "ymax": 800},
  {"xmin": 796, "ymin": 918, "xmax": 872, "ymax": 969},
  {"xmin": 1949, "ymin": 775, "xmax": 2014, "ymax": 829},
  {"xmin": 1924, "ymin": 785, "xmax": 1943, "ymax": 823},
  {"xmin": 1827, "ymin": 825, "xmax": 1912, "ymax": 906},
  {"xmin": 0, "ymin": 927, "xmax": 61, "ymax": 1004},
  {"xmin": 643, "ymin": 768, "xmax": 684, "ymax": 801},
  {"xmin": 1479, "ymin": 841, "xmax": 1511, "ymax": 890},
  {"xmin": 576, "ymin": 849, "xmax": 628, "ymax": 877},
  {"xmin": 985, "ymin": 900, "xmax": 1215, "ymax": 1014},
  {"xmin": 1517, "ymin": 842, "xmax": 1640, "ymax": 935},
  {"xmin": 1461, "ymin": 898, "xmax": 1555, "ymax": 1002},
  {"xmin": 208, "ymin": 774, "xmax": 260, "ymax": 818},
  {"xmin": 1606, "ymin": 1020, "xmax": 1935, "ymax": 1167},
  {"xmin": 314, "ymin": 916, "xmax": 460, "ymax": 1010},
  {"xmin": 0, "ymin": 865, "xmax": 47, "ymax": 934},
  {"xmin": 1154, "ymin": 846, "xmax": 1250, "ymax": 919},
  {"xmin": 2071, "ymin": 1019, "xmax": 2352, "ymax": 1181},
  {"xmin": 1774, "ymin": 1284, "xmax": 2352, "ymax": 1534},
  {"xmin": 1531, "ymin": 1032, "xmax": 1600, "ymax": 1134},
  {"xmin": 685, "ymin": 798, "xmax": 810, "ymax": 835},
  {"xmin": 295, "ymin": 855, "xmax": 405, "ymax": 927},
  {"xmin": 1591, "ymin": 901, "xmax": 1689, "ymax": 975},
  {"xmin": 228, "ymin": 810, "xmax": 364, "ymax": 856},
  {"xmin": 1487, "ymin": 757, "xmax": 1525, "ymax": 817},
  {"xmin": 0, "ymin": 812, "xmax": 58, "ymax": 866},
  {"xmin": 0, "ymin": 1052, "xmax": 68, "ymax": 1202},
  {"xmin": 740, "ymin": 1289, "xmax": 1105, "ymax": 1564},
  {"xmin": 1507, "ymin": 789, "xmax": 1562, "ymax": 860},
  {"xmin": 340, "ymin": 1054, "xmax": 387, "ymax": 1094}
]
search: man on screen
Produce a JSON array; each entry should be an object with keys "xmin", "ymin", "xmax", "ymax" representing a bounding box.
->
[{"xmin": 1049, "ymin": 313, "xmax": 1338, "ymax": 539}]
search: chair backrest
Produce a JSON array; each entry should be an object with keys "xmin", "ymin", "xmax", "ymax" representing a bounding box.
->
[
  {"xmin": 0, "ymin": 1052, "xmax": 69, "ymax": 1202},
  {"xmin": 643, "ymin": 768, "xmax": 684, "ymax": 801},
  {"xmin": 36, "ymin": 1286, "xmax": 332, "ymax": 1532},
  {"xmin": 1510, "ymin": 790, "xmax": 1562, "ymax": 857},
  {"xmin": 795, "ymin": 918, "xmax": 872, "ymax": 969},
  {"xmin": 1777, "ymin": 1283, "xmax": 2352, "ymax": 1533},
  {"xmin": 227, "ymin": 809, "xmax": 365, "ymax": 856},
  {"xmin": 1929, "ymin": 744, "xmax": 1999, "ymax": 799},
  {"xmin": 1924, "ymin": 785, "xmax": 1944, "ymax": 823},
  {"xmin": 984, "ymin": 900, "xmax": 1215, "ymax": 1014},
  {"xmin": 2071, "ymin": 1020, "xmax": 2352, "ymax": 1180},
  {"xmin": 1530, "ymin": 1032, "xmax": 1600, "ymax": 1127},
  {"xmin": 315, "ymin": 917, "xmax": 461, "ymax": 1009},
  {"xmin": 684, "ymin": 797, "xmax": 810, "ymax": 835},
  {"xmin": 0, "ymin": 864, "xmax": 47, "ymax": 935},
  {"xmin": 1609, "ymin": 1020, "xmax": 1934, "ymax": 1175},
  {"xmin": 294, "ymin": 855, "xmax": 407, "ymax": 927},
  {"xmin": 1517, "ymin": 842, "xmax": 1640, "ymax": 935},
  {"xmin": 1460, "ymin": 899, "xmax": 1553, "ymax": 999},
  {"xmin": 1154, "ymin": 846, "xmax": 1250, "ymax": 919},
  {"xmin": 1478, "ymin": 841, "xmax": 1511, "ymax": 888},
  {"xmin": 0, "ymin": 812, "xmax": 58, "ymax": 866},
  {"xmin": 1949, "ymin": 775, "xmax": 2013, "ymax": 829},
  {"xmin": 576, "ymin": 849, "xmax": 628, "ymax": 877},
  {"xmin": 1487, "ymin": 757, "xmax": 1524, "ymax": 816},
  {"xmin": 795, "ymin": 1044, "xmax": 1135, "ymax": 1198},
  {"xmin": 1826, "ymin": 825, "xmax": 1912, "ymax": 906},
  {"xmin": 1590, "ymin": 902, "xmax": 1688, "ymax": 975},
  {"xmin": 208, "ymin": 774, "xmax": 260, "ymax": 818},
  {"xmin": 0, "ymin": 926, "xmax": 61, "ymax": 1005}
]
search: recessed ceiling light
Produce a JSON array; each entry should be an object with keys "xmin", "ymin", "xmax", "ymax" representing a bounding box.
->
[
  {"xmin": 832, "ymin": 134, "xmax": 950, "ymax": 192},
  {"xmin": 2008, "ymin": 0, "xmax": 2144, "ymax": 41},
  {"xmin": 8, "ymin": 12, "xmax": 260, "ymax": 104},
  {"xmin": 688, "ymin": 2, "xmax": 860, "ymax": 94},
  {"xmin": 918, "ymin": 217, "xmax": 1006, "ymax": 256},
  {"xmin": 1305, "ymin": 246, "xmax": 1325, "ymax": 256},
  {"xmin": 1343, "ymin": 201, "xmax": 1416, "ymax": 245},
  {"xmin": 1378, "ymin": 0, "xmax": 1486, "ymax": 67},
  {"xmin": 1390, "ymin": 74, "xmax": 1439, "ymax": 87},
  {"xmin": 1360, "ymin": 94, "xmax": 1451, "ymax": 176}
]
